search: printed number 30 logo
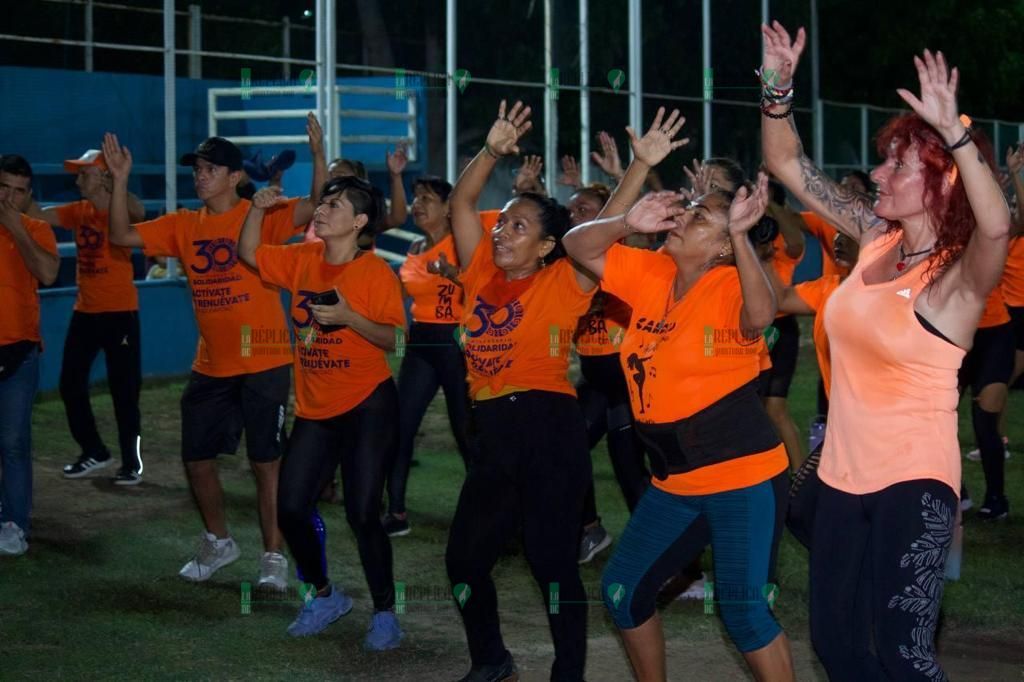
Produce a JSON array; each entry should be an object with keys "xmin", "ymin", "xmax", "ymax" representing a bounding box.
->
[
  {"xmin": 190, "ymin": 238, "xmax": 238, "ymax": 274},
  {"xmin": 292, "ymin": 290, "xmax": 318, "ymax": 329}
]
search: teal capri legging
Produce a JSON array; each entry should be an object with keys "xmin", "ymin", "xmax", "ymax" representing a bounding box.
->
[{"xmin": 602, "ymin": 472, "xmax": 788, "ymax": 653}]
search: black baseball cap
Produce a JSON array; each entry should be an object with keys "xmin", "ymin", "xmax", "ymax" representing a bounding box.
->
[{"xmin": 180, "ymin": 137, "xmax": 243, "ymax": 171}]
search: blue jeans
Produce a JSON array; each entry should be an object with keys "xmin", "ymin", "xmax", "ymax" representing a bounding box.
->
[{"xmin": 0, "ymin": 346, "xmax": 39, "ymax": 534}]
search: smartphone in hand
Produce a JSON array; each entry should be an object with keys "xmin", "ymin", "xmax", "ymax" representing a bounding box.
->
[{"xmin": 309, "ymin": 289, "xmax": 345, "ymax": 333}]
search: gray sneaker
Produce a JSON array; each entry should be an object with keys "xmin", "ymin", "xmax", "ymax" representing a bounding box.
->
[
  {"xmin": 178, "ymin": 532, "xmax": 240, "ymax": 581},
  {"xmin": 0, "ymin": 522, "xmax": 28, "ymax": 556},
  {"xmin": 257, "ymin": 551, "xmax": 289, "ymax": 590},
  {"xmin": 578, "ymin": 524, "xmax": 613, "ymax": 564}
]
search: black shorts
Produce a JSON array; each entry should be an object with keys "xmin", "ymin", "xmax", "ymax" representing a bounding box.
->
[
  {"xmin": 1009, "ymin": 305, "xmax": 1024, "ymax": 352},
  {"xmin": 959, "ymin": 322, "xmax": 1015, "ymax": 395},
  {"xmin": 181, "ymin": 364, "xmax": 290, "ymax": 463},
  {"xmin": 759, "ymin": 314, "xmax": 800, "ymax": 399}
]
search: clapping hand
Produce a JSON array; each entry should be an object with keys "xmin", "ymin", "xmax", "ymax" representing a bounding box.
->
[
  {"xmin": 681, "ymin": 159, "xmax": 713, "ymax": 199},
  {"xmin": 727, "ymin": 173, "xmax": 770, "ymax": 236}
]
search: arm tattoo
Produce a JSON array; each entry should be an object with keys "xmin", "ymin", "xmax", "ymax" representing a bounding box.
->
[{"xmin": 797, "ymin": 155, "xmax": 880, "ymax": 235}]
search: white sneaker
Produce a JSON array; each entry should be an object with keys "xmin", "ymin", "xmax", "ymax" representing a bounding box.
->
[
  {"xmin": 257, "ymin": 551, "xmax": 289, "ymax": 590},
  {"xmin": 0, "ymin": 521, "xmax": 28, "ymax": 556},
  {"xmin": 178, "ymin": 532, "xmax": 240, "ymax": 581},
  {"xmin": 965, "ymin": 437, "xmax": 1011, "ymax": 462},
  {"xmin": 676, "ymin": 573, "xmax": 708, "ymax": 601}
]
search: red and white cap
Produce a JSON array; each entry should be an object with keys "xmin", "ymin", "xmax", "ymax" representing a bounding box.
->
[{"xmin": 64, "ymin": 149, "xmax": 107, "ymax": 173}]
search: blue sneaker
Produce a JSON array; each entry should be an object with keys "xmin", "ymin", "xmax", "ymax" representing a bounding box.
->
[
  {"xmin": 286, "ymin": 585, "xmax": 353, "ymax": 637},
  {"xmin": 243, "ymin": 151, "xmax": 271, "ymax": 182},
  {"xmin": 363, "ymin": 610, "xmax": 403, "ymax": 651},
  {"xmin": 267, "ymin": 150, "xmax": 296, "ymax": 176}
]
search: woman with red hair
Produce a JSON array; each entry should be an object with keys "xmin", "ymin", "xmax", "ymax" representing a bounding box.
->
[{"xmin": 761, "ymin": 22, "xmax": 1011, "ymax": 681}]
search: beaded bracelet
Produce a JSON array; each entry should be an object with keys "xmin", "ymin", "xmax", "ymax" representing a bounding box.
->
[{"xmin": 761, "ymin": 100, "xmax": 793, "ymax": 119}]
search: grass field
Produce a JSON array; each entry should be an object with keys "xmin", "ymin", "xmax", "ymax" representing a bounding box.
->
[{"xmin": 2, "ymin": 327, "xmax": 1023, "ymax": 681}]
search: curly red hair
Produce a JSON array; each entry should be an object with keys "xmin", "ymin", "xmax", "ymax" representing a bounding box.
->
[{"xmin": 875, "ymin": 113, "xmax": 997, "ymax": 282}]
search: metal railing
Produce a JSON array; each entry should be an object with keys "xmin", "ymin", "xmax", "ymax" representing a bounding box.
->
[{"xmin": 208, "ymin": 84, "xmax": 418, "ymax": 162}]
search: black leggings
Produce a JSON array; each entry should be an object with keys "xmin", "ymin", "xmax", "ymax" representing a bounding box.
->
[
  {"xmin": 810, "ymin": 478, "xmax": 956, "ymax": 681},
  {"xmin": 277, "ymin": 379, "xmax": 398, "ymax": 611},
  {"xmin": 388, "ymin": 322, "xmax": 475, "ymax": 515},
  {"xmin": 446, "ymin": 391, "xmax": 591, "ymax": 681},
  {"xmin": 960, "ymin": 322, "xmax": 1015, "ymax": 500},
  {"xmin": 59, "ymin": 310, "xmax": 142, "ymax": 468},
  {"xmin": 577, "ymin": 354, "xmax": 650, "ymax": 525}
]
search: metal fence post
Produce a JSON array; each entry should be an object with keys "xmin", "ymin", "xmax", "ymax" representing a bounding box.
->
[
  {"xmin": 282, "ymin": 16, "xmax": 291, "ymax": 81},
  {"xmin": 85, "ymin": 0, "xmax": 94, "ymax": 72},
  {"xmin": 188, "ymin": 4, "xmax": 202, "ymax": 79}
]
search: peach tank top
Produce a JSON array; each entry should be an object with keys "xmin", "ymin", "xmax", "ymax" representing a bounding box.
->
[{"xmin": 820, "ymin": 228, "xmax": 966, "ymax": 497}]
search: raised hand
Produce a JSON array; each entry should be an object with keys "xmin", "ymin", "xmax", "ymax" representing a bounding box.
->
[
  {"xmin": 558, "ymin": 155, "xmax": 582, "ymax": 188},
  {"xmin": 760, "ymin": 21, "xmax": 806, "ymax": 89},
  {"xmin": 624, "ymin": 191, "xmax": 687, "ymax": 234},
  {"xmin": 387, "ymin": 142, "xmax": 409, "ymax": 176},
  {"xmin": 306, "ymin": 112, "xmax": 324, "ymax": 158},
  {"xmin": 626, "ymin": 107, "xmax": 690, "ymax": 168},
  {"xmin": 486, "ymin": 100, "xmax": 533, "ymax": 156},
  {"xmin": 896, "ymin": 50, "xmax": 961, "ymax": 142},
  {"xmin": 682, "ymin": 159, "xmax": 713, "ymax": 198},
  {"xmin": 252, "ymin": 185, "xmax": 287, "ymax": 210},
  {"xmin": 591, "ymin": 131, "xmax": 624, "ymax": 180},
  {"xmin": 728, "ymin": 173, "xmax": 770, "ymax": 235},
  {"xmin": 1007, "ymin": 143, "xmax": 1024, "ymax": 176},
  {"xmin": 101, "ymin": 132, "xmax": 133, "ymax": 181},
  {"xmin": 514, "ymin": 155, "xmax": 544, "ymax": 194}
]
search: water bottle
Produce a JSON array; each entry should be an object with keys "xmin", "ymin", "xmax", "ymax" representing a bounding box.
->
[
  {"xmin": 296, "ymin": 508, "xmax": 328, "ymax": 582},
  {"xmin": 944, "ymin": 509, "xmax": 963, "ymax": 581},
  {"xmin": 808, "ymin": 416, "xmax": 827, "ymax": 453}
]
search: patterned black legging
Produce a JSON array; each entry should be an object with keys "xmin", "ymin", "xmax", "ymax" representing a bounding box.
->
[{"xmin": 810, "ymin": 478, "xmax": 957, "ymax": 681}]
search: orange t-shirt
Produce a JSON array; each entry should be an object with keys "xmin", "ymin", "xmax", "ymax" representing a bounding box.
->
[
  {"xmin": 399, "ymin": 234, "xmax": 463, "ymax": 324},
  {"xmin": 256, "ymin": 242, "xmax": 405, "ymax": 419},
  {"xmin": 771, "ymin": 232, "xmax": 803, "ymax": 286},
  {"xmin": 822, "ymin": 228, "xmax": 966, "ymax": 496},
  {"xmin": 600, "ymin": 244, "xmax": 788, "ymax": 495},
  {"xmin": 794, "ymin": 275, "xmax": 842, "ymax": 398},
  {"xmin": 479, "ymin": 209, "xmax": 501, "ymax": 232},
  {"xmin": 575, "ymin": 291, "xmax": 631, "ymax": 356},
  {"xmin": 801, "ymin": 211, "xmax": 850, "ymax": 279},
  {"xmin": 136, "ymin": 198, "xmax": 301, "ymax": 378},
  {"xmin": 0, "ymin": 215, "xmax": 58, "ymax": 345},
  {"xmin": 55, "ymin": 200, "xmax": 138, "ymax": 313},
  {"xmin": 978, "ymin": 285, "xmax": 1010, "ymax": 329},
  {"xmin": 1000, "ymin": 236, "xmax": 1024, "ymax": 307},
  {"xmin": 459, "ymin": 243, "xmax": 594, "ymax": 399}
]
